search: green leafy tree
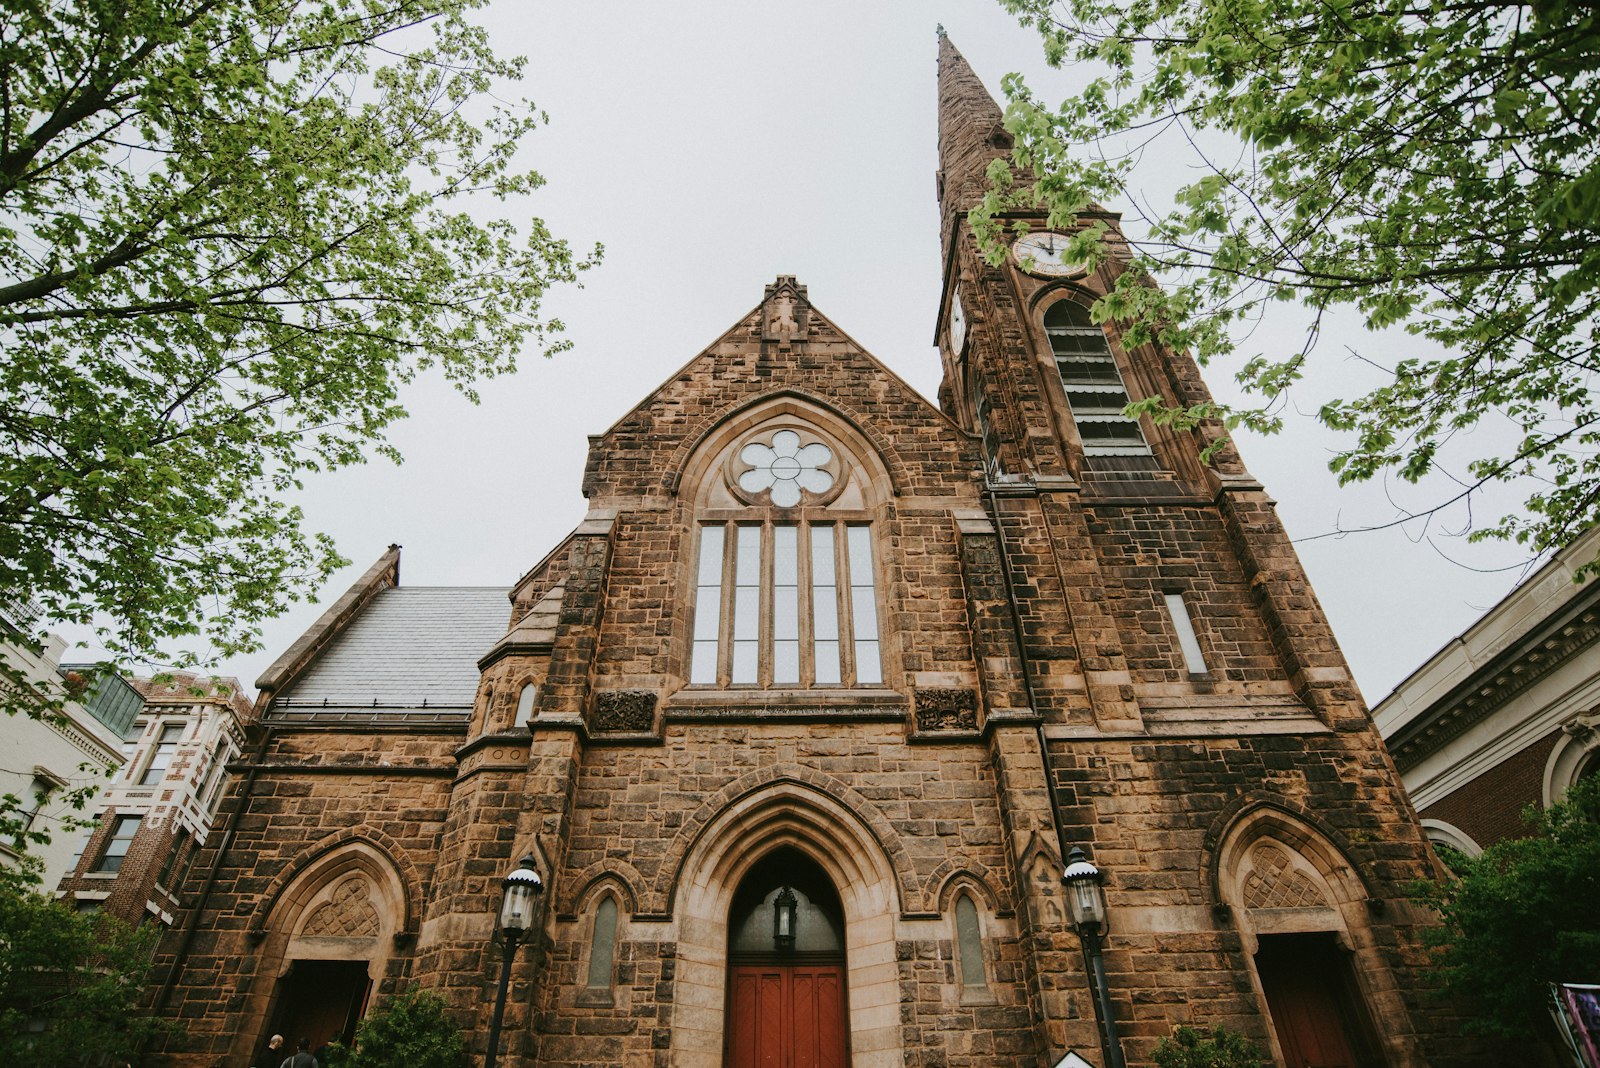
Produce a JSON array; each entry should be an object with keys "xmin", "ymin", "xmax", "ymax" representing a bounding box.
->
[
  {"xmin": 1416, "ymin": 774, "xmax": 1600, "ymax": 1040},
  {"xmin": 320, "ymin": 986, "xmax": 468, "ymax": 1068},
  {"xmin": 1152, "ymin": 1025, "xmax": 1266, "ymax": 1068},
  {"xmin": 0, "ymin": 859, "xmax": 174, "ymax": 1062},
  {"xmin": 0, "ymin": 0, "xmax": 593, "ymax": 753},
  {"xmin": 983, "ymin": 0, "xmax": 1598, "ymax": 558}
]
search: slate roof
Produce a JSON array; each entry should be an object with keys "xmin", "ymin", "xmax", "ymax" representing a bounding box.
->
[{"xmin": 272, "ymin": 587, "xmax": 510, "ymax": 716}]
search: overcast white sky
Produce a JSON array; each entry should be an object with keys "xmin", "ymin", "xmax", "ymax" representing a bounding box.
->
[{"xmin": 191, "ymin": 0, "xmax": 1539, "ymax": 706}]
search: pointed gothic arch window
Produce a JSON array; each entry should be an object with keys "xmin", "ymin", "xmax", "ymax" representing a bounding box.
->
[
  {"xmin": 688, "ymin": 422, "xmax": 884, "ymax": 689},
  {"xmin": 1045, "ymin": 301, "xmax": 1150, "ymax": 456},
  {"xmin": 515, "ymin": 682, "xmax": 538, "ymax": 727},
  {"xmin": 953, "ymin": 893, "xmax": 988, "ymax": 993}
]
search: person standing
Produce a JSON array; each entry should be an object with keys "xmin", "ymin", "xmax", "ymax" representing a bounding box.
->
[
  {"xmin": 279, "ymin": 1037, "xmax": 317, "ymax": 1068},
  {"xmin": 252, "ymin": 1034, "xmax": 284, "ymax": 1068}
]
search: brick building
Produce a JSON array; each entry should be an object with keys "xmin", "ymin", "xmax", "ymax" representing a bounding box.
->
[
  {"xmin": 1375, "ymin": 525, "xmax": 1600, "ymax": 856},
  {"xmin": 57, "ymin": 673, "xmax": 252, "ymax": 926},
  {"xmin": 150, "ymin": 39, "xmax": 1473, "ymax": 1068}
]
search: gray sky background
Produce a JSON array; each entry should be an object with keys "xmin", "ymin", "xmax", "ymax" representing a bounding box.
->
[{"xmin": 169, "ymin": 0, "xmax": 1540, "ymax": 705}]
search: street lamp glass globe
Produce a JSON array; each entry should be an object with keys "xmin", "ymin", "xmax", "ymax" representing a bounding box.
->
[{"xmin": 499, "ymin": 855, "xmax": 543, "ymax": 934}]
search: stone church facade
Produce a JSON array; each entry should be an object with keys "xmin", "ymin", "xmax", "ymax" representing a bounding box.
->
[{"xmin": 148, "ymin": 39, "xmax": 1476, "ymax": 1068}]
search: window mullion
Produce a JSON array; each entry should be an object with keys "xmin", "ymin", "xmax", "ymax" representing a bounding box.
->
[
  {"xmin": 760, "ymin": 521, "xmax": 773, "ymax": 688},
  {"xmin": 836, "ymin": 522, "xmax": 856, "ymax": 686},
  {"xmin": 798, "ymin": 523, "xmax": 815, "ymax": 686},
  {"xmin": 719, "ymin": 523, "xmax": 736, "ymax": 687}
]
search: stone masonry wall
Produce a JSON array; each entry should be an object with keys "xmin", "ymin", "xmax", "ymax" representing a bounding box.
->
[{"xmin": 149, "ymin": 725, "xmax": 464, "ymax": 1066}]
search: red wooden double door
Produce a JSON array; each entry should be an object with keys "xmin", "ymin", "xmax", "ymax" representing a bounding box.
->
[{"xmin": 726, "ymin": 963, "xmax": 848, "ymax": 1068}]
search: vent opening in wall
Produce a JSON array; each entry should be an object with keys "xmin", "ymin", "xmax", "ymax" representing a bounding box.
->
[{"xmin": 1046, "ymin": 301, "xmax": 1153, "ymax": 462}]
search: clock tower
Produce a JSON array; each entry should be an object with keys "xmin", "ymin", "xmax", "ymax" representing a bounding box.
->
[{"xmin": 928, "ymin": 32, "xmax": 1463, "ymax": 1067}]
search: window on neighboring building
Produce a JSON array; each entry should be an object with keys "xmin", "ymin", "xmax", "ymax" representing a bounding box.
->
[
  {"xmin": 1046, "ymin": 301, "xmax": 1150, "ymax": 455},
  {"xmin": 199, "ymin": 745, "xmax": 232, "ymax": 814},
  {"xmin": 157, "ymin": 828, "xmax": 190, "ymax": 889},
  {"xmin": 96, "ymin": 815, "xmax": 141, "ymax": 873},
  {"xmin": 139, "ymin": 723, "xmax": 183, "ymax": 786},
  {"xmin": 10, "ymin": 774, "xmax": 56, "ymax": 849},
  {"xmin": 690, "ymin": 520, "xmax": 880, "ymax": 688}
]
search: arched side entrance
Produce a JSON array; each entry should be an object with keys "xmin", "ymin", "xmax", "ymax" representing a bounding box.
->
[
  {"xmin": 1214, "ymin": 805, "xmax": 1422, "ymax": 1068},
  {"xmin": 239, "ymin": 841, "xmax": 409, "ymax": 1059},
  {"xmin": 669, "ymin": 782, "xmax": 903, "ymax": 1068}
]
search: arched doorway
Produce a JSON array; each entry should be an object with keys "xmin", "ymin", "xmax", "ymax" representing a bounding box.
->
[{"xmin": 724, "ymin": 847, "xmax": 849, "ymax": 1068}]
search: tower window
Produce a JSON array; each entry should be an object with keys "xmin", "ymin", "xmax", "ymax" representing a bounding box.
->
[
  {"xmin": 1046, "ymin": 301, "xmax": 1150, "ymax": 455},
  {"xmin": 689, "ymin": 521, "xmax": 881, "ymax": 688},
  {"xmin": 974, "ymin": 382, "xmax": 1003, "ymax": 478},
  {"xmin": 1164, "ymin": 593, "xmax": 1210, "ymax": 675}
]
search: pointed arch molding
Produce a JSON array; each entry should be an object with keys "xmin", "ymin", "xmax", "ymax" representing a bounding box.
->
[
  {"xmin": 931, "ymin": 861, "xmax": 1009, "ymax": 916},
  {"xmin": 560, "ymin": 861, "xmax": 644, "ymax": 918},
  {"xmin": 1202, "ymin": 794, "xmax": 1381, "ymax": 909},
  {"xmin": 650, "ymin": 770, "xmax": 917, "ymax": 917},
  {"xmin": 247, "ymin": 825, "xmax": 422, "ymax": 941},
  {"xmin": 667, "ymin": 390, "xmax": 908, "ymax": 500},
  {"xmin": 663, "ymin": 774, "xmax": 912, "ymax": 1065}
]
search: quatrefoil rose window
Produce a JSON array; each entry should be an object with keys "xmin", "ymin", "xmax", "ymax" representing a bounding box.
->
[{"xmin": 737, "ymin": 430, "xmax": 833, "ymax": 507}]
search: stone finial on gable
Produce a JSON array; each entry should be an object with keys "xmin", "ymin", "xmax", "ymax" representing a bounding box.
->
[{"xmin": 761, "ymin": 275, "xmax": 810, "ymax": 346}]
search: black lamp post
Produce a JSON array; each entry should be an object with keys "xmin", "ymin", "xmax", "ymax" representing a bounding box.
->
[
  {"xmin": 1062, "ymin": 846, "xmax": 1126, "ymax": 1068},
  {"xmin": 485, "ymin": 854, "xmax": 543, "ymax": 1068}
]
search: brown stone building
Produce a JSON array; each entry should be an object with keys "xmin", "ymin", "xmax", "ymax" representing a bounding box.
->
[{"xmin": 150, "ymin": 39, "xmax": 1475, "ymax": 1068}]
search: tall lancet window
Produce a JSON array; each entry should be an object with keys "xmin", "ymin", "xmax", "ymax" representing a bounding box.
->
[
  {"xmin": 688, "ymin": 424, "xmax": 883, "ymax": 688},
  {"xmin": 1047, "ymin": 301, "xmax": 1150, "ymax": 455}
]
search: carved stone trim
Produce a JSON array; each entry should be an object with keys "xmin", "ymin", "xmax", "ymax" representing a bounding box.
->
[
  {"xmin": 915, "ymin": 688, "xmax": 979, "ymax": 731},
  {"xmin": 592, "ymin": 690, "xmax": 657, "ymax": 733},
  {"xmin": 761, "ymin": 276, "xmax": 810, "ymax": 345}
]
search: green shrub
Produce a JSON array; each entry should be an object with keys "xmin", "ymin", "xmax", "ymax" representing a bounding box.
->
[
  {"xmin": 330, "ymin": 987, "xmax": 468, "ymax": 1068},
  {"xmin": 1151, "ymin": 1025, "xmax": 1266, "ymax": 1068}
]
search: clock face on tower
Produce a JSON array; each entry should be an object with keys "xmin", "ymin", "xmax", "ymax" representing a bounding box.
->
[
  {"xmin": 1012, "ymin": 231, "xmax": 1087, "ymax": 277},
  {"xmin": 948, "ymin": 288, "xmax": 966, "ymax": 353}
]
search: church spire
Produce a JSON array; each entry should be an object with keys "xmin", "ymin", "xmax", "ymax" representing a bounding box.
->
[{"xmin": 935, "ymin": 36, "xmax": 1015, "ymax": 262}]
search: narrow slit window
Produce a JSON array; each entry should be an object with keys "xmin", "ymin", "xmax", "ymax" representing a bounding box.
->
[
  {"xmin": 955, "ymin": 894, "xmax": 987, "ymax": 990},
  {"xmin": 1046, "ymin": 301, "xmax": 1150, "ymax": 456},
  {"xmin": 732, "ymin": 526, "xmax": 762, "ymax": 684},
  {"xmin": 587, "ymin": 896, "xmax": 619, "ymax": 991},
  {"xmin": 515, "ymin": 683, "xmax": 538, "ymax": 727},
  {"xmin": 691, "ymin": 526, "xmax": 725, "ymax": 684},
  {"xmin": 847, "ymin": 525, "xmax": 881, "ymax": 684},
  {"xmin": 1164, "ymin": 593, "xmax": 1209, "ymax": 674},
  {"xmin": 812, "ymin": 525, "xmax": 841, "ymax": 685}
]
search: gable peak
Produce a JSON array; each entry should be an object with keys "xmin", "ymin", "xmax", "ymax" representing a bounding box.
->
[{"xmin": 761, "ymin": 275, "xmax": 811, "ymax": 346}]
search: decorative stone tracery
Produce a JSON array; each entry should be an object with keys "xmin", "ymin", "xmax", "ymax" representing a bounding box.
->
[
  {"xmin": 301, "ymin": 876, "xmax": 382, "ymax": 938},
  {"xmin": 1241, "ymin": 843, "xmax": 1330, "ymax": 910}
]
